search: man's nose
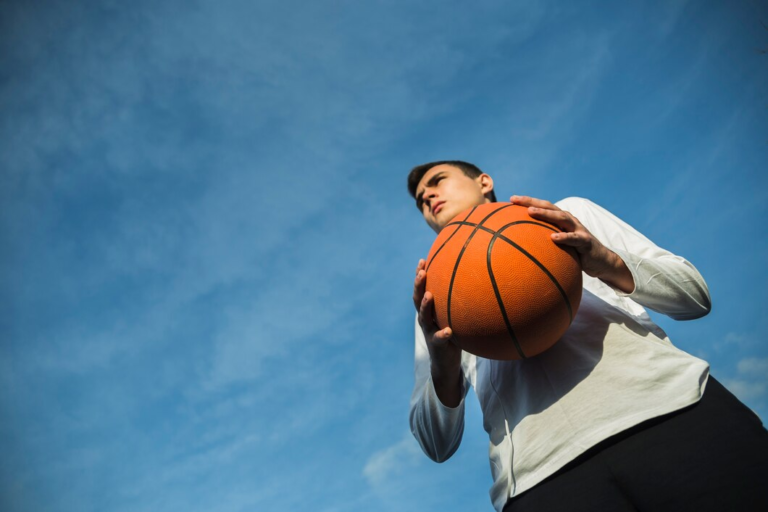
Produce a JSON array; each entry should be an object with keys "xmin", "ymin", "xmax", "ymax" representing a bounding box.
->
[{"xmin": 423, "ymin": 189, "xmax": 437, "ymax": 208}]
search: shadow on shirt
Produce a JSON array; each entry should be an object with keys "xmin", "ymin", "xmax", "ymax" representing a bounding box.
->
[{"xmin": 476, "ymin": 287, "xmax": 657, "ymax": 446}]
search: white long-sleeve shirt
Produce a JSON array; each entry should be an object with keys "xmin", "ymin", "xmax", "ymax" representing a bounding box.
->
[{"xmin": 409, "ymin": 197, "xmax": 711, "ymax": 512}]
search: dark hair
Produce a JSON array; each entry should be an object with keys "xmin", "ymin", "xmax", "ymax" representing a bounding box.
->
[{"xmin": 407, "ymin": 160, "xmax": 497, "ymax": 205}]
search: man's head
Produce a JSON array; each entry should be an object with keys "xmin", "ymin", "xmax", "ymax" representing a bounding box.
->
[{"xmin": 408, "ymin": 160, "xmax": 496, "ymax": 233}]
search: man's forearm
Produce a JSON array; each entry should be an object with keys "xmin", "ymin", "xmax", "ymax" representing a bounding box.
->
[{"xmin": 430, "ymin": 351, "xmax": 463, "ymax": 408}]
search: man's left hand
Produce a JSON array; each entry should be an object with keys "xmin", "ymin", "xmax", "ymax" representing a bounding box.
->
[{"xmin": 509, "ymin": 195, "xmax": 635, "ymax": 294}]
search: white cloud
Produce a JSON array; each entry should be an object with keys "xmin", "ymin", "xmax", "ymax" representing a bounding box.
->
[
  {"xmin": 737, "ymin": 357, "xmax": 768, "ymax": 377},
  {"xmin": 204, "ymin": 282, "xmax": 352, "ymax": 388},
  {"xmin": 363, "ymin": 433, "xmax": 423, "ymax": 487},
  {"xmin": 722, "ymin": 379, "xmax": 766, "ymax": 402},
  {"xmin": 719, "ymin": 332, "xmax": 755, "ymax": 350},
  {"xmin": 722, "ymin": 357, "xmax": 768, "ymax": 405},
  {"xmin": 1, "ymin": 0, "xmax": 548, "ymax": 383},
  {"xmin": 9, "ymin": 2, "xmax": 762, "ymax": 511}
]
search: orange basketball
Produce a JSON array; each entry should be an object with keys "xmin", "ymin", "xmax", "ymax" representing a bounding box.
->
[{"xmin": 425, "ymin": 202, "xmax": 582, "ymax": 360}]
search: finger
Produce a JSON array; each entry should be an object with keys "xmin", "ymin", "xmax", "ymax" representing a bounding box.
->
[
  {"xmin": 551, "ymin": 230, "xmax": 591, "ymax": 247},
  {"xmin": 413, "ymin": 269, "xmax": 427, "ymax": 310},
  {"xmin": 510, "ymin": 195, "xmax": 560, "ymax": 211},
  {"xmin": 432, "ymin": 326, "xmax": 452, "ymax": 343},
  {"xmin": 416, "ymin": 259, "xmax": 426, "ymax": 274},
  {"xmin": 418, "ymin": 290, "xmax": 436, "ymax": 328},
  {"xmin": 528, "ymin": 207, "xmax": 577, "ymax": 231}
]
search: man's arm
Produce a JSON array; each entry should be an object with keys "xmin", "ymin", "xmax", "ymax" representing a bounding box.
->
[
  {"xmin": 414, "ymin": 259, "xmax": 463, "ymax": 406},
  {"xmin": 409, "ymin": 259, "xmax": 468, "ymax": 462},
  {"xmin": 574, "ymin": 197, "xmax": 711, "ymax": 320},
  {"xmin": 511, "ymin": 195, "xmax": 711, "ymax": 320}
]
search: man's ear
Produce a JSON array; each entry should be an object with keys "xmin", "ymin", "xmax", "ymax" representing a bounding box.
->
[{"xmin": 478, "ymin": 174, "xmax": 494, "ymax": 198}]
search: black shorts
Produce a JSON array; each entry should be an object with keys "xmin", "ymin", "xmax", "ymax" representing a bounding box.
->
[{"xmin": 503, "ymin": 377, "xmax": 768, "ymax": 512}]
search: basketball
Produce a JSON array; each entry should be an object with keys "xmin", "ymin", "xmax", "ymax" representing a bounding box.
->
[{"xmin": 425, "ymin": 202, "xmax": 582, "ymax": 360}]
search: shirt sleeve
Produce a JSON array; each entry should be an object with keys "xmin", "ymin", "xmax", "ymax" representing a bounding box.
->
[
  {"xmin": 409, "ymin": 315, "xmax": 468, "ymax": 462},
  {"xmin": 557, "ymin": 197, "xmax": 712, "ymax": 321}
]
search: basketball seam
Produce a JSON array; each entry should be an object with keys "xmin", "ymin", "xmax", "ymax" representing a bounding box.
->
[
  {"xmin": 426, "ymin": 206, "xmax": 478, "ymax": 272},
  {"xmin": 447, "ymin": 204, "xmax": 515, "ymax": 340},
  {"xmin": 487, "ymin": 235, "xmax": 526, "ymax": 359},
  {"xmin": 446, "ymin": 219, "xmax": 559, "ymax": 233},
  {"xmin": 492, "ymin": 222, "xmax": 574, "ymax": 322},
  {"xmin": 448, "ymin": 218, "xmax": 575, "ymax": 323}
]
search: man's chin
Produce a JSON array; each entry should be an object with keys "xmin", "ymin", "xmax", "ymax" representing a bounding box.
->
[
  {"xmin": 431, "ymin": 206, "xmax": 465, "ymax": 232},
  {"xmin": 433, "ymin": 206, "xmax": 473, "ymax": 232},
  {"xmin": 433, "ymin": 215, "xmax": 453, "ymax": 233},
  {"xmin": 436, "ymin": 208, "xmax": 459, "ymax": 224},
  {"xmin": 429, "ymin": 219, "xmax": 444, "ymax": 233}
]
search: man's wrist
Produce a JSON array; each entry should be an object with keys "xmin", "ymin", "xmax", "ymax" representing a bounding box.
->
[
  {"xmin": 427, "ymin": 341, "xmax": 463, "ymax": 407},
  {"xmin": 430, "ymin": 359, "xmax": 462, "ymax": 380},
  {"xmin": 430, "ymin": 361, "xmax": 463, "ymax": 408},
  {"xmin": 598, "ymin": 250, "xmax": 635, "ymax": 294},
  {"xmin": 427, "ymin": 342, "xmax": 462, "ymax": 374}
]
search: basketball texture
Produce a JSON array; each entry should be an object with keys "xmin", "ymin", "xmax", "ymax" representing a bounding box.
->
[{"xmin": 425, "ymin": 202, "xmax": 582, "ymax": 360}]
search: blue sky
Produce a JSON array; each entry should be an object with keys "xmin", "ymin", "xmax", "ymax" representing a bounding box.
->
[{"xmin": 1, "ymin": 0, "xmax": 766, "ymax": 511}]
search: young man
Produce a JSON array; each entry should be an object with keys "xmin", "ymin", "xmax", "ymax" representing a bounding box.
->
[{"xmin": 408, "ymin": 161, "xmax": 768, "ymax": 512}]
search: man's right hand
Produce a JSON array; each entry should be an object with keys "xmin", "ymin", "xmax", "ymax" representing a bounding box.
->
[{"xmin": 414, "ymin": 259, "xmax": 464, "ymax": 407}]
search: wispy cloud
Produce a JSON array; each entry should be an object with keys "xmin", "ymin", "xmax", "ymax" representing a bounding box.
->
[
  {"xmin": 722, "ymin": 357, "xmax": 768, "ymax": 418},
  {"xmin": 724, "ymin": 380, "xmax": 766, "ymax": 402},
  {"xmin": 713, "ymin": 331, "xmax": 759, "ymax": 353},
  {"xmin": 2, "ymin": 1, "xmax": 766, "ymax": 511},
  {"xmin": 363, "ymin": 432, "xmax": 423, "ymax": 487},
  {"xmin": 640, "ymin": 105, "xmax": 747, "ymax": 229},
  {"xmin": 512, "ymin": 33, "xmax": 613, "ymax": 142},
  {"xmin": 737, "ymin": 358, "xmax": 768, "ymax": 376}
]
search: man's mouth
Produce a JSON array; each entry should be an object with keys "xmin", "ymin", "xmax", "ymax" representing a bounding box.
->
[{"xmin": 433, "ymin": 201, "xmax": 445, "ymax": 214}]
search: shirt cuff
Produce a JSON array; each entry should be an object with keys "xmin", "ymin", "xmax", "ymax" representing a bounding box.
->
[
  {"xmin": 610, "ymin": 248, "xmax": 672, "ymax": 308},
  {"xmin": 608, "ymin": 248, "xmax": 644, "ymax": 299}
]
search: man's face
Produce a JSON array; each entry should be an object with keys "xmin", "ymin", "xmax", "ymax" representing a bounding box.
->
[{"xmin": 415, "ymin": 164, "xmax": 493, "ymax": 233}]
